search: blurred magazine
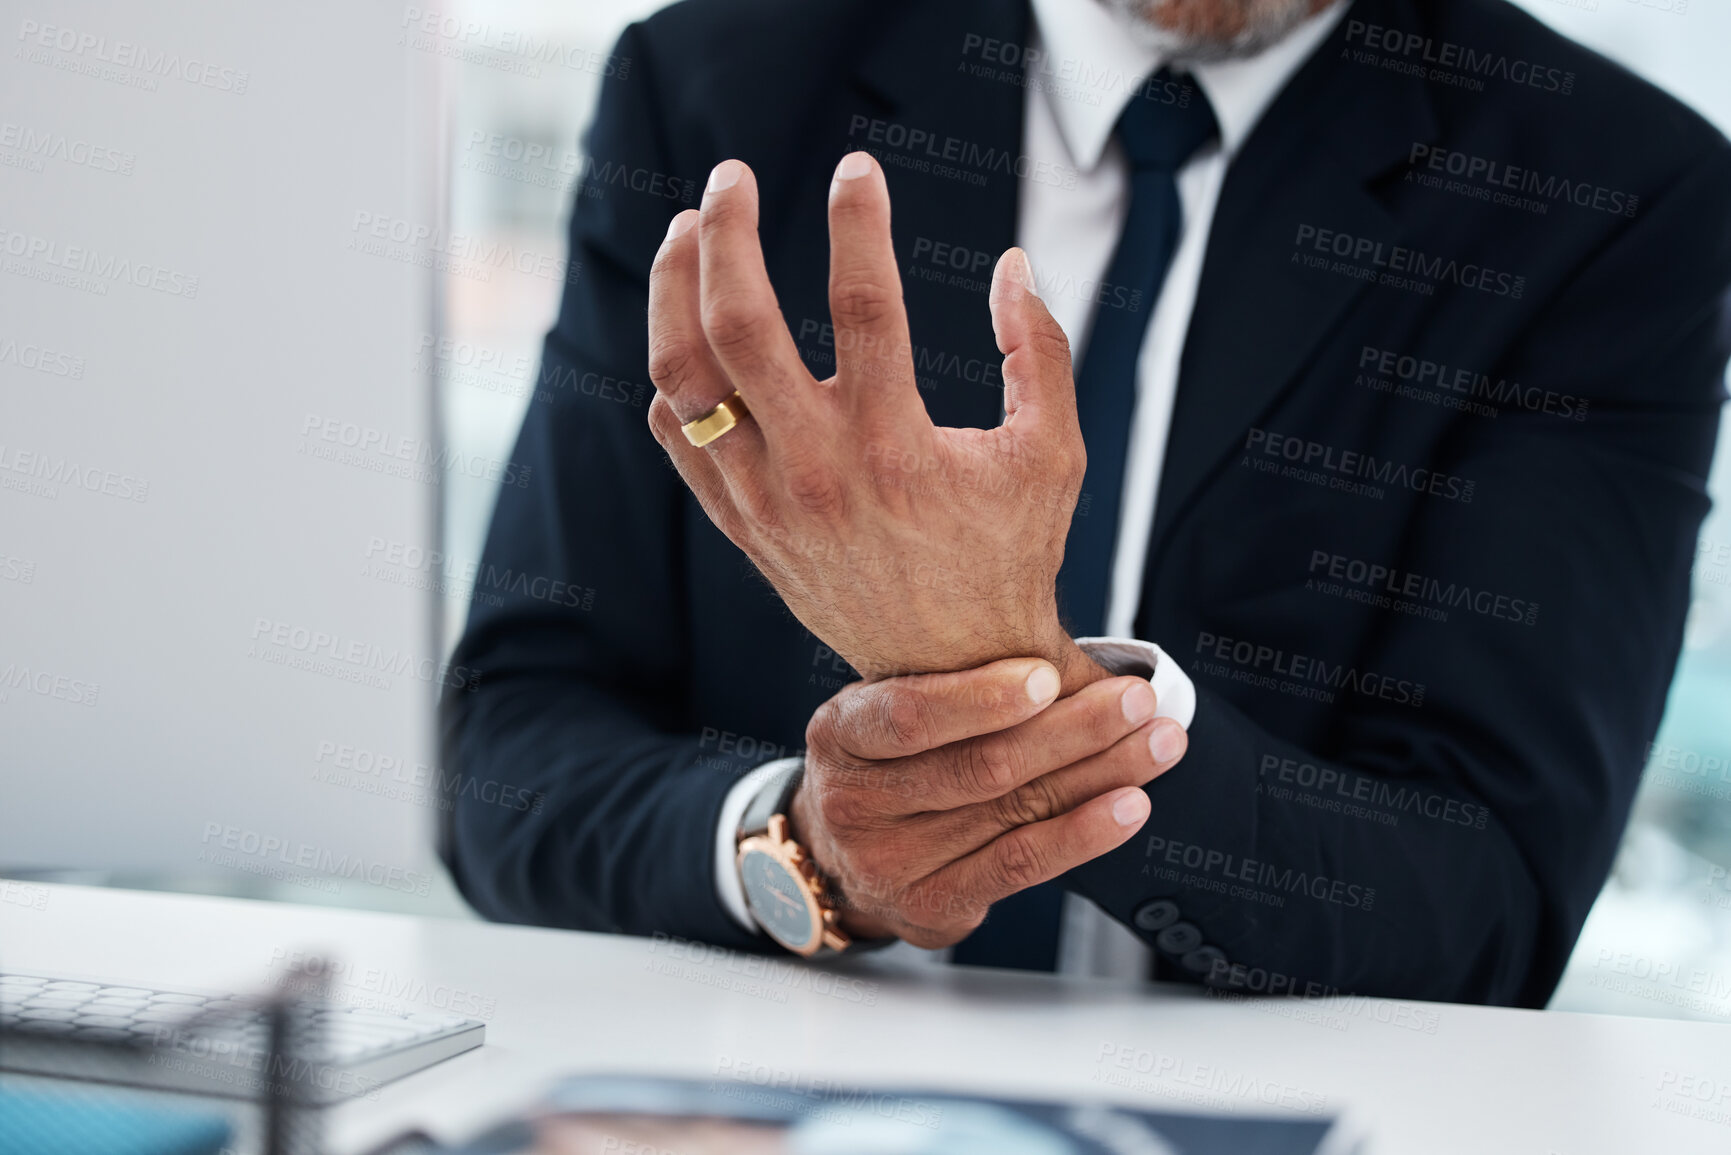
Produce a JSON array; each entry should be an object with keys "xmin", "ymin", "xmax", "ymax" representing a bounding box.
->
[{"xmin": 383, "ymin": 1072, "xmax": 1344, "ymax": 1155}]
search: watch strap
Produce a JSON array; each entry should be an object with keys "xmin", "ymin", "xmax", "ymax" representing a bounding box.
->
[{"xmin": 739, "ymin": 761, "xmax": 804, "ymax": 841}]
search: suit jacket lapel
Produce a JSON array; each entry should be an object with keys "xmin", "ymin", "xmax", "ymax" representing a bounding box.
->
[{"xmin": 1150, "ymin": 0, "xmax": 1438, "ymax": 558}]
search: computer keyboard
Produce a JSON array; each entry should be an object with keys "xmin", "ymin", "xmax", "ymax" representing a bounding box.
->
[{"xmin": 0, "ymin": 972, "xmax": 484, "ymax": 1104}]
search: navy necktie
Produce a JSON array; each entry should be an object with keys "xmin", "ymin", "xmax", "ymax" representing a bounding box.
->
[{"xmin": 951, "ymin": 71, "xmax": 1217, "ymax": 974}]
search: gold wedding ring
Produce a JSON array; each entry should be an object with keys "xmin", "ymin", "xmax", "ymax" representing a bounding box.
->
[{"xmin": 681, "ymin": 390, "xmax": 752, "ymax": 448}]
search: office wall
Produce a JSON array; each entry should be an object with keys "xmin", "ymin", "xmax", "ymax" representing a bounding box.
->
[{"xmin": 0, "ymin": 1, "xmax": 445, "ymax": 897}]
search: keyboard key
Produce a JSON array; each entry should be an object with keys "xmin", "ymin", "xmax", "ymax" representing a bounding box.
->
[
  {"xmin": 0, "ymin": 976, "xmax": 48, "ymax": 987},
  {"xmin": 96, "ymin": 988, "xmax": 155, "ymax": 999},
  {"xmin": 73, "ymin": 1027, "xmax": 136, "ymax": 1042},
  {"xmin": 18, "ymin": 1008, "xmax": 77, "ymax": 1021},
  {"xmin": 74, "ymin": 1015, "xmax": 136, "ymax": 1029},
  {"xmin": 149, "ymin": 993, "xmax": 207, "ymax": 1005},
  {"xmin": 134, "ymin": 1008, "xmax": 196, "ymax": 1023},
  {"xmin": 43, "ymin": 981, "xmax": 102, "ymax": 992}
]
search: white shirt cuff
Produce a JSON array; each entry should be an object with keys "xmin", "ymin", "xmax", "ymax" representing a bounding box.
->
[
  {"xmin": 713, "ymin": 755, "xmax": 803, "ymax": 932},
  {"xmin": 1074, "ymin": 637, "xmax": 1196, "ymax": 730}
]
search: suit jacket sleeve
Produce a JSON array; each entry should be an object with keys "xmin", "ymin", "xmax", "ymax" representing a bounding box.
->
[
  {"xmin": 437, "ymin": 22, "xmax": 763, "ymax": 950},
  {"xmin": 1065, "ymin": 141, "xmax": 1731, "ymax": 1007}
]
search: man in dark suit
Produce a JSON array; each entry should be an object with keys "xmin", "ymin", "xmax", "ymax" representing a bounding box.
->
[{"xmin": 439, "ymin": 0, "xmax": 1731, "ymax": 1006}]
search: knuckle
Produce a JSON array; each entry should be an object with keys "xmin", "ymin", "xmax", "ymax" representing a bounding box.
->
[
  {"xmin": 783, "ymin": 458, "xmax": 847, "ymax": 521},
  {"xmin": 960, "ymin": 738, "xmax": 1021, "ymax": 799},
  {"xmin": 1029, "ymin": 318, "xmax": 1074, "ymax": 375},
  {"xmin": 877, "ymin": 690, "xmax": 933, "ymax": 753},
  {"xmin": 646, "ymin": 337, "xmax": 702, "ymax": 394},
  {"xmin": 992, "ymin": 775, "xmax": 1058, "ymax": 830},
  {"xmin": 701, "ymin": 299, "xmax": 776, "ymax": 366},
  {"xmin": 816, "ymin": 784, "xmax": 868, "ymax": 831},
  {"xmin": 829, "ymin": 276, "xmax": 902, "ymax": 332},
  {"xmin": 805, "ymin": 699, "xmax": 841, "ymax": 753},
  {"xmin": 994, "ymin": 832, "xmax": 1050, "ymax": 892}
]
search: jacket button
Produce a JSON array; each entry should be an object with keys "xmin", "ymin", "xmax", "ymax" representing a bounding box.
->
[
  {"xmin": 1132, "ymin": 899, "xmax": 1180, "ymax": 933},
  {"xmin": 1180, "ymin": 945, "xmax": 1227, "ymax": 977},
  {"xmin": 1155, "ymin": 921, "xmax": 1202, "ymax": 955}
]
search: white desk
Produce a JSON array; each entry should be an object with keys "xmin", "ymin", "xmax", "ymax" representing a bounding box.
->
[{"xmin": 3, "ymin": 883, "xmax": 1728, "ymax": 1154}]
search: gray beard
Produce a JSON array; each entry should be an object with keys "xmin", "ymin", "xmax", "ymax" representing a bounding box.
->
[{"xmin": 1098, "ymin": 0, "xmax": 1326, "ymax": 63}]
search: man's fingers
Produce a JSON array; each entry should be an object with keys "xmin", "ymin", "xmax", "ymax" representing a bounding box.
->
[
  {"xmin": 970, "ymin": 715, "xmax": 1184, "ymax": 836},
  {"xmin": 936, "ymin": 787, "xmax": 1150, "ymax": 919},
  {"xmin": 826, "ymin": 151, "xmax": 922, "ymax": 426},
  {"xmin": 646, "ymin": 209, "xmax": 768, "ymax": 471},
  {"xmin": 912, "ymin": 675, "xmax": 1159, "ymax": 810},
  {"xmin": 812, "ymin": 657, "xmax": 1063, "ymax": 763},
  {"xmin": 697, "ymin": 159, "xmax": 817, "ymax": 442},
  {"xmin": 645, "ymin": 394, "xmax": 747, "ymax": 544},
  {"xmin": 989, "ymin": 247, "xmax": 1078, "ymax": 437}
]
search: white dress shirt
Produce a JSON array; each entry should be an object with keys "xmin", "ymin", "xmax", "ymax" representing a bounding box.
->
[{"xmin": 712, "ymin": 0, "xmax": 1348, "ymax": 976}]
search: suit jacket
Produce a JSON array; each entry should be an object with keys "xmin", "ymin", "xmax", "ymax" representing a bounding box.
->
[{"xmin": 438, "ymin": 0, "xmax": 1731, "ymax": 1006}]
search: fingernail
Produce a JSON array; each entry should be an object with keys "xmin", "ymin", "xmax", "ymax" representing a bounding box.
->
[
  {"xmin": 1150, "ymin": 721, "xmax": 1186, "ymax": 764},
  {"xmin": 664, "ymin": 212, "xmax": 696, "ymax": 241},
  {"xmin": 990, "ymin": 248, "xmax": 1039, "ymax": 304},
  {"xmin": 1025, "ymin": 665, "xmax": 1061, "ymax": 705},
  {"xmin": 706, "ymin": 159, "xmax": 744, "ymax": 194},
  {"xmin": 834, "ymin": 152, "xmax": 873, "ymax": 181},
  {"xmin": 1120, "ymin": 681, "xmax": 1156, "ymax": 725},
  {"xmin": 1112, "ymin": 790, "xmax": 1149, "ymax": 827}
]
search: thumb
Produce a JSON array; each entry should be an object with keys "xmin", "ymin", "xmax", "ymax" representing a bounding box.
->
[{"xmin": 988, "ymin": 248, "xmax": 1076, "ymax": 429}]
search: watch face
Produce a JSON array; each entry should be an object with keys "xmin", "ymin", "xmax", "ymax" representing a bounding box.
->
[{"xmin": 740, "ymin": 848, "xmax": 816, "ymax": 951}]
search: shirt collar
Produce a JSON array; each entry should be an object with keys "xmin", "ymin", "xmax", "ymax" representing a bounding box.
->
[{"xmin": 1027, "ymin": 0, "xmax": 1350, "ymax": 171}]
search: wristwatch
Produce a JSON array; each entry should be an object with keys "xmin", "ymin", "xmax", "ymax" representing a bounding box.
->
[{"xmin": 735, "ymin": 766, "xmax": 852, "ymax": 957}]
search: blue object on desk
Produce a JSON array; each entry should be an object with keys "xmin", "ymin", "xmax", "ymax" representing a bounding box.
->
[{"xmin": 0, "ymin": 1085, "xmax": 231, "ymax": 1155}]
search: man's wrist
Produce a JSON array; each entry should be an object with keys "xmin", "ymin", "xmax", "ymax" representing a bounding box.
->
[{"xmin": 1053, "ymin": 636, "xmax": 1114, "ymax": 697}]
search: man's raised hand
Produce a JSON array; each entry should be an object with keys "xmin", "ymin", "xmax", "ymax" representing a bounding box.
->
[{"xmin": 646, "ymin": 153, "xmax": 1098, "ymax": 688}]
